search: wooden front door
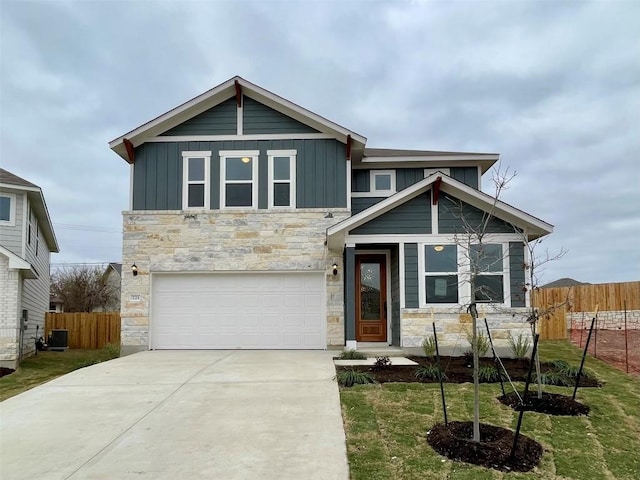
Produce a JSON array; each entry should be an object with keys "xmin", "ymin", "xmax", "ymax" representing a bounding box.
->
[{"xmin": 356, "ymin": 254, "xmax": 387, "ymax": 342}]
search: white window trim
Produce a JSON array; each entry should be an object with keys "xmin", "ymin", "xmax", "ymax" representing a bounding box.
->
[
  {"xmin": 267, "ymin": 149, "xmax": 296, "ymax": 209},
  {"xmin": 370, "ymin": 170, "xmax": 396, "ymax": 196},
  {"xmin": 220, "ymin": 150, "xmax": 259, "ymax": 209},
  {"xmin": 182, "ymin": 151, "xmax": 212, "ymax": 210},
  {"xmin": 0, "ymin": 193, "xmax": 16, "ymax": 226},
  {"xmin": 418, "ymin": 242, "xmax": 511, "ymax": 308}
]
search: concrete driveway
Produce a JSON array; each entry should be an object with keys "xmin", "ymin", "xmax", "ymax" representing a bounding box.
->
[{"xmin": 0, "ymin": 350, "xmax": 349, "ymax": 480}]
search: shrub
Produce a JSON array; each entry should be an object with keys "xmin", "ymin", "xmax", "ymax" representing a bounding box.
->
[
  {"xmin": 508, "ymin": 332, "xmax": 531, "ymax": 359},
  {"xmin": 464, "ymin": 330, "xmax": 490, "ymax": 358},
  {"xmin": 415, "ymin": 363, "xmax": 447, "ymax": 381},
  {"xmin": 337, "ymin": 349, "xmax": 366, "ymax": 360},
  {"xmin": 477, "ymin": 364, "xmax": 500, "ymax": 382},
  {"xmin": 335, "ymin": 369, "xmax": 376, "ymax": 387},
  {"xmin": 535, "ymin": 370, "xmax": 569, "ymax": 387},
  {"xmin": 373, "ymin": 356, "xmax": 392, "ymax": 370},
  {"xmin": 422, "ymin": 335, "xmax": 437, "ymax": 358},
  {"xmin": 550, "ymin": 359, "xmax": 598, "ymax": 382}
]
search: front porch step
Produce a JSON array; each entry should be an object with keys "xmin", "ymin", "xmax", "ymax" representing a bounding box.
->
[{"xmin": 353, "ymin": 343, "xmax": 405, "ymax": 357}]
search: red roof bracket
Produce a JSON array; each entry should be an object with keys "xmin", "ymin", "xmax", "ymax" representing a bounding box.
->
[
  {"xmin": 123, "ymin": 138, "xmax": 135, "ymax": 164},
  {"xmin": 234, "ymin": 79, "xmax": 243, "ymax": 107},
  {"xmin": 346, "ymin": 135, "xmax": 352, "ymax": 161},
  {"xmin": 432, "ymin": 176, "xmax": 442, "ymax": 205}
]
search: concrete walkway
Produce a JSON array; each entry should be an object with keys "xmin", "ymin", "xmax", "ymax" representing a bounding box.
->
[{"xmin": 0, "ymin": 350, "xmax": 349, "ymax": 480}]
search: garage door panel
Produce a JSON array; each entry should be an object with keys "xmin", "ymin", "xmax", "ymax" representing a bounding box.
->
[{"xmin": 151, "ymin": 273, "xmax": 324, "ymax": 349}]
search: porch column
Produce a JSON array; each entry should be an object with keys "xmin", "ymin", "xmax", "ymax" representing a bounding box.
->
[{"xmin": 345, "ymin": 246, "xmax": 356, "ymax": 346}]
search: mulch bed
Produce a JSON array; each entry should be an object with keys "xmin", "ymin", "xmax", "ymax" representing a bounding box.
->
[
  {"xmin": 336, "ymin": 356, "xmax": 601, "ymax": 386},
  {"xmin": 427, "ymin": 421, "xmax": 543, "ymax": 472},
  {"xmin": 498, "ymin": 391, "xmax": 590, "ymax": 416},
  {"xmin": 0, "ymin": 367, "xmax": 15, "ymax": 378}
]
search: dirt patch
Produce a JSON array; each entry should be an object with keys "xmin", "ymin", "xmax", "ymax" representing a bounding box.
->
[
  {"xmin": 571, "ymin": 329, "xmax": 640, "ymax": 377},
  {"xmin": 498, "ymin": 391, "xmax": 589, "ymax": 416},
  {"xmin": 427, "ymin": 421, "xmax": 543, "ymax": 472},
  {"xmin": 0, "ymin": 367, "xmax": 15, "ymax": 378},
  {"xmin": 336, "ymin": 356, "xmax": 602, "ymax": 386}
]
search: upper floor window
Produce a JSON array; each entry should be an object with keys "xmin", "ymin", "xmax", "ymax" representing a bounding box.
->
[
  {"xmin": 220, "ymin": 150, "xmax": 259, "ymax": 208},
  {"xmin": 0, "ymin": 193, "xmax": 16, "ymax": 226},
  {"xmin": 267, "ymin": 150, "xmax": 296, "ymax": 208},
  {"xmin": 370, "ymin": 170, "xmax": 396, "ymax": 196},
  {"xmin": 182, "ymin": 151, "xmax": 211, "ymax": 209}
]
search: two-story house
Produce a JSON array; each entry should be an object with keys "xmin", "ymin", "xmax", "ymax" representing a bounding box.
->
[
  {"xmin": 0, "ymin": 169, "xmax": 59, "ymax": 370},
  {"xmin": 109, "ymin": 77, "xmax": 552, "ymax": 356}
]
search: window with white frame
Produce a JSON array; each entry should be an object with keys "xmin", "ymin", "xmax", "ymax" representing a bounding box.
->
[
  {"xmin": 182, "ymin": 151, "xmax": 211, "ymax": 209},
  {"xmin": 471, "ymin": 244, "xmax": 505, "ymax": 303},
  {"xmin": 370, "ymin": 170, "xmax": 396, "ymax": 196},
  {"xmin": 421, "ymin": 242, "xmax": 508, "ymax": 305},
  {"xmin": 0, "ymin": 193, "xmax": 16, "ymax": 225},
  {"xmin": 424, "ymin": 244, "xmax": 459, "ymax": 303},
  {"xmin": 267, "ymin": 150, "xmax": 296, "ymax": 208},
  {"xmin": 220, "ymin": 150, "xmax": 259, "ymax": 208}
]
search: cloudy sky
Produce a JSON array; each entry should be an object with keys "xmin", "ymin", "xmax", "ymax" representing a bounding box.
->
[{"xmin": 1, "ymin": 0, "xmax": 638, "ymax": 284}]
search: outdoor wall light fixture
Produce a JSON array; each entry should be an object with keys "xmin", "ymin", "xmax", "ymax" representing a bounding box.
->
[
  {"xmin": 332, "ymin": 263, "xmax": 338, "ymax": 276},
  {"xmin": 131, "ymin": 264, "xmax": 138, "ymax": 277}
]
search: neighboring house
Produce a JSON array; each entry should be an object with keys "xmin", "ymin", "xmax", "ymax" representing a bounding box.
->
[
  {"xmin": 0, "ymin": 169, "xmax": 59, "ymax": 369},
  {"xmin": 109, "ymin": 76, "xmax": 553, "ymax": 356},
  {"xmin": 48, "ymin": 295, "xmax": 64, "ymax": 313},
  {"xmin": 95, "ymin": 262, "xmax": 122, "ymax": 312}
]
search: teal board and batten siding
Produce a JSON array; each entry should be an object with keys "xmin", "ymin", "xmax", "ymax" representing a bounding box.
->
[
  {"xmin": 404, "ymin": 243, "xmax": 419, "ymax": 308},
  {"xmin": 351, "ymin": 197, "xmax": 384, "ymax": 215},
  {"xmin": 243, "ymin": 97, "xmax": 319, "ymax": 135},
  {"xmin": 132, "ymin": 139, "xmax": 346, "ymax": 210},
  {"xmin": 160, "ymin": 98, "xmax": 237, "ymax": 136},
  {"xmin": 390, "ymin": 246, "xmax": 401, "ymax": 345},
  {"xmin": 509, "ymin": 242, "xmax": 526, "ymax": 307},
  {"xmin": 352, "ymin": 167, "xmax": 479, "ymax": 194},
  {"xmin": 350, "ymin": 193, "xmax": 431, "ymax": 235},
  {"xmin": 450, "ymin": 167, "xmax": 479, "ymax": 190},
  {"xmin": 438, "ymin": 194, "xmax": 515, "ymax": 234}
]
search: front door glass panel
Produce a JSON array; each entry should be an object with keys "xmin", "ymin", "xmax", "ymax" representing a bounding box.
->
[{"xmin": 360, "ymin": 262, "xmax": 381, "ymax": 321}]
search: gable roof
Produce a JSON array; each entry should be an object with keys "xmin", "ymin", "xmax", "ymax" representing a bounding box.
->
[
  {"xmin": 327, "ymin": 173, "xmax": 553, "ymax": 249},
  {"xmin": 0, "ymin": 169, "xmax": 59, "ymax": 253},
  {"xmin": 109, "ymin": 76, "xmax": 367, "ymax": 162}
]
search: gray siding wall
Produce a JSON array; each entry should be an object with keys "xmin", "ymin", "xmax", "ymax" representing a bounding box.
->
[
  {"xmin": 438, "ymin": 194, "xmax": 515, "ymax": 234},
  {"xmin": 509, "ymin": 242, "xmax": 526, "ymax": 307},
  {"xmin": 404, "ymin": 243, "xmax": 419, "ymax": 308},
  {"xmin": 396, "ymin": 168, "xmax": 425, "ymax": 190},
  {"xmin": 243, "ymin": 97, "xmax": 319, "ymax": 134},
  {"xmin": 352, "ymin": 170, "xmax": 369, "ymax": 192},
  {"xmin": 351, "ymin": 193, "xmax": 431, "ymax": 235},
  {"xmin": 21, "ymin": 212, "xmax": 50, "ymax": 358},
  {"xmin": 390, "ymin": 246, "xmax": 401, "ymax": 345},
  {"xmin": 450, "ymin": 167, "xmax": 479, "ymax": 189},
  {"xmin": 160, "ymin": 98, "xmax": 237, "ymax": 136},
  {"xmin": 0, "ymin": 191, "xmax": 24, "ymax": 256},
  {"xmin": 132, "ymin": 139, "xmax": 347, "ymax": 210},
  {"xmin": 351, "ymin": 197, "xmax": 384, "ymax": 215}
]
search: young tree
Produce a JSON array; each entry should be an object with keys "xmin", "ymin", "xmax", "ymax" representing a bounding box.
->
[{"xmin": 50, "ymin": 265, "xmax": 117, "ymax": 312}]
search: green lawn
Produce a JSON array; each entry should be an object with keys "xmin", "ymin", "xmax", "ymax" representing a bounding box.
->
[
  {"xmin": 0, "ymin": 348, "xmax": 118, "ymax": 402},
  {"xmin": 340, "ymin": 341, "xmax": 640, "ymax": 479}
]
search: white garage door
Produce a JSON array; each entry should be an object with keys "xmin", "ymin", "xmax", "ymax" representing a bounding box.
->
[{"xmin": 151, "ymin": 272, "xmax": 325, "ymax": 349}]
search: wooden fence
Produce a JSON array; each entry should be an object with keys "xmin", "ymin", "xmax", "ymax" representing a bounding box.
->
[
  {"xmin": 533, "ymin": 281, "xmax": 640, "ymax": 340},
  {"xmin": 44, "ymin": 312, "xmax": 121, "ymax": 349}
]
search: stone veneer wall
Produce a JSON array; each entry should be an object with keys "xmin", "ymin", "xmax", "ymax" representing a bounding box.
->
[
  {"xmin": 401, "ymin": 306, "xmax": 532, "ymax": 356},
  {"xmin": 0, "ymin": 255, "xmax": 21, "ymax": 369},
  {"xmin": 568, "ymin": 310, "xmax": 640, "ymax": 330},
  {"xmin": 121, "ymin": 209, "xmax": 350, "ymax": 352}
]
